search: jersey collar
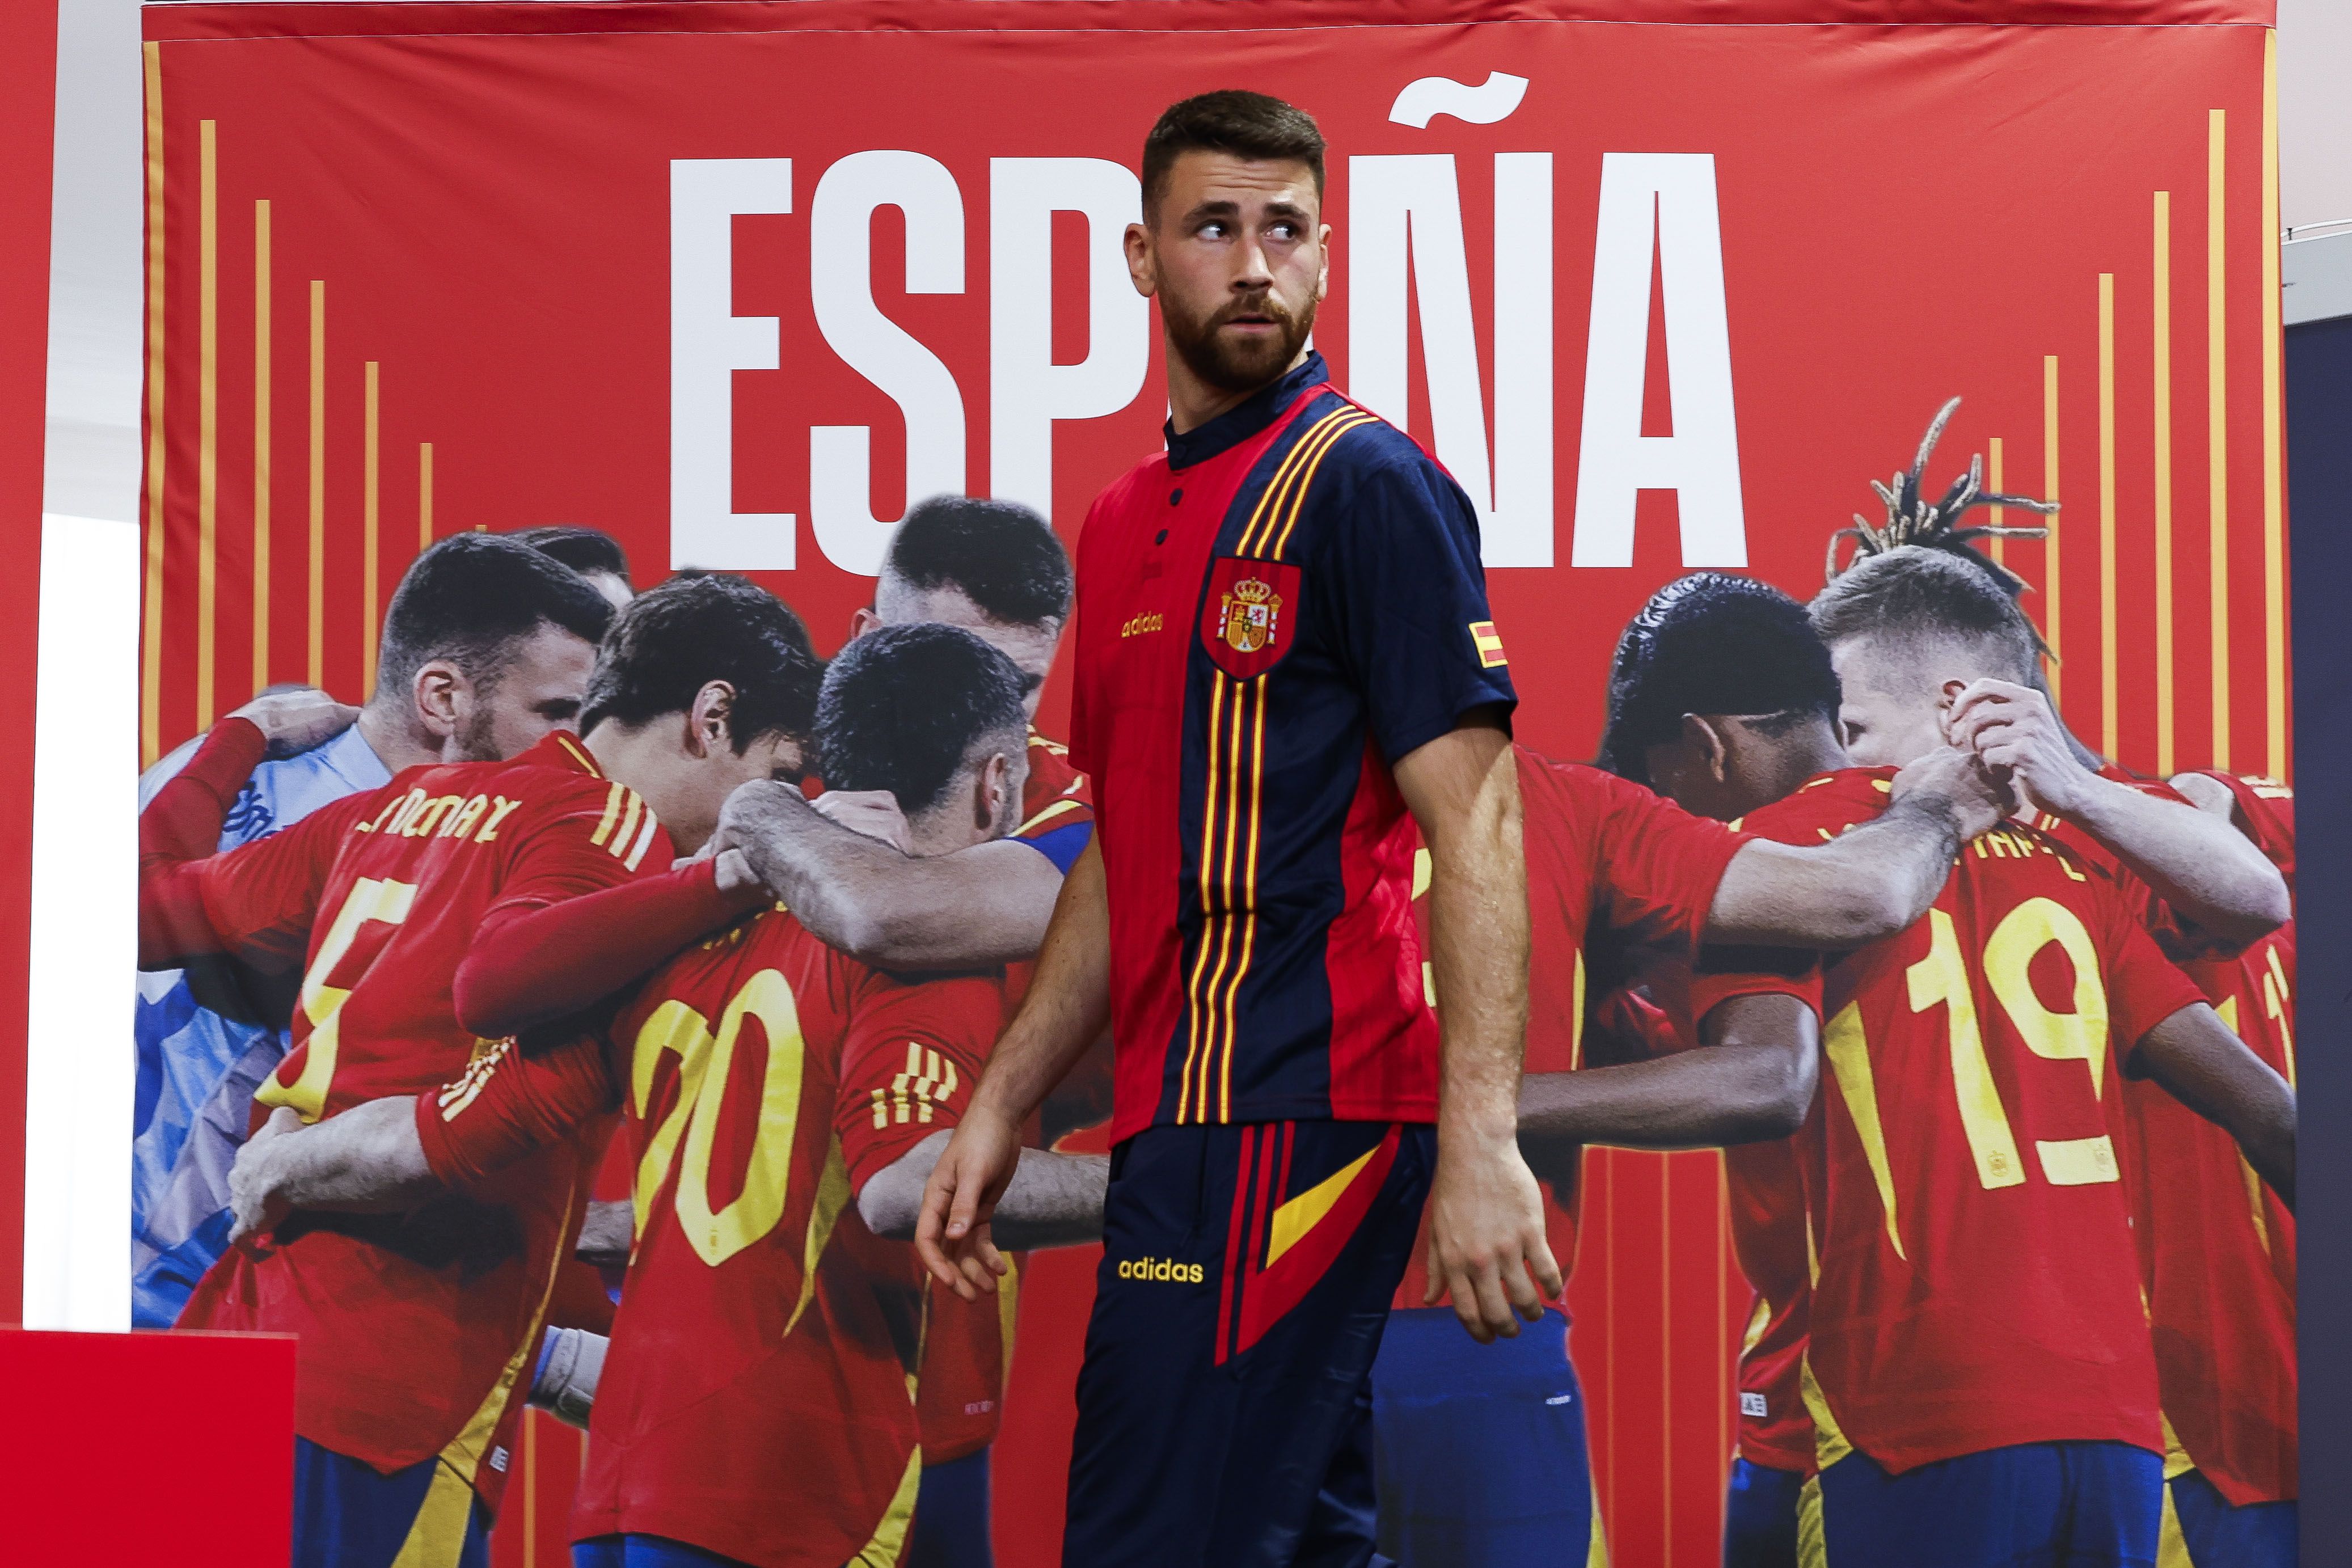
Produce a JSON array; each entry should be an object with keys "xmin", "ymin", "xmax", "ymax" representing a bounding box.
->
[
  {"xmin": 529, "ymin": 731, "xmax": 605, "ymax": 779},
  {"xmin": 1163, "ymin": 350, "xmax": 1330, "ymax": 471}
]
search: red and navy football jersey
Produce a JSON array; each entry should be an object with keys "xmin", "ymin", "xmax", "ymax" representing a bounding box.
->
[{"xmin": 1071, "ymin": 352, "xmax": 1515, "ymax": 1142}]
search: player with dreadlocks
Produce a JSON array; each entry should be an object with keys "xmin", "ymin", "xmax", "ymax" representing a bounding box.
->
[
  {"xmin": 1818, "ymin": 403, "xmax": 2300, "ymax": 1566},
  {"xmin": 1603, "ymin": 569, "xmax": 2292, "ymax": 1568},
  {"xmin": 1363, "ymin": 594, "xmax": 2011, "ymax": 1568}
]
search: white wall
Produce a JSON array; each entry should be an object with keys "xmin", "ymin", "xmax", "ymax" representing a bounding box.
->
[{"xmin": 20, "ymin": 514, "xmax": 140, "ymax": 1330}]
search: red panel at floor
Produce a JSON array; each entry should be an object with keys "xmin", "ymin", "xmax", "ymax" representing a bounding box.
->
[{"xmin": 0, "ymin": 1328, "xmax": 294, "ymax": 1565}]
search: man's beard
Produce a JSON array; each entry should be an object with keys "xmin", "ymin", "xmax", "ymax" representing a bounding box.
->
[
  {"xmin": 1162, "ymin": 288, "xmax": 1316, "ymax": 395},
  {"xmin": 450, "ymin": 700, "xmax": 503, "ymax": 763}
]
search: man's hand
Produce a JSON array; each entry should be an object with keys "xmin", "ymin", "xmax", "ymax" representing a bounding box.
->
[
  {"xmin": 228, "ymin": 1106, "xmax": 305, "ymax": 1244},
  {"xmin": 1424, "ymin": 1129, "xmax": 1562, "ymax": 1343},
  {"xmin": 1890, "ymin": 738, "xmax": 2012, "ymax": 842},
  {"xmin": 914, "ymin": 1103, "xmax": 1024, "ymax": 1299},
  {"xmin": 812, "ymin": 789, "xmax": 915, "ymax": 853},
  {"xmin": 232, "ymin": 688, "xmax": 361, "ymax": 759},
  {"xmin": 1943, "ymin": 679, "xmax": 2093, "ymax": 817}
]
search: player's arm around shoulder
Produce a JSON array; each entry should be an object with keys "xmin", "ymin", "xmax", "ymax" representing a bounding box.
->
[
  {"xmin": 1705, "ymin": 745, "xmax": 2008, "ymax": 950},
  {"xmin": 719, "ymin": 779, "xmax": 1070, "ymax": 970},
  {"xmin": 227, "ymin": 1031, "xmax": 622, "ymax": 1241}
]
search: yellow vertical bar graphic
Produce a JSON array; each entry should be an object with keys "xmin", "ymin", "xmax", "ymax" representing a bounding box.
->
[
  {"xmin": 1988, "ymin": 438, "xmax": 2005, "ymax": 569},
  {"xmin": 141, "ymin": 42, "xmax": 167, "ymax": 767},
  {"xmin": 419, "ymin": 443, "xmax": 434, "ymax": 550},
  {"xmin": 2043, "ymin": 356, "xmax": 2063, "ymax": 705},
  {"xmin": 522, "ymin": 1411, "xmax": 537, "ymax": 1562},
  {"xmin": 2208, "ymin": 108, "xmax": 2231, "ymax": 773},
  {"xmin": 307, "ymin": 281, "xmax": 326, "ymax": 688},
  {"xmin": 2261, "ymin": 33, "xmax": 2286, "ymax": 780},
  {"xmin": 364, "ymin": 361, "xmax": 381, "ymax": 698},
  {"xmin": 2099, "ymin": 274, "xmax": 2117, "ymax": 762},
  {"xmin": 252, "ymin": 200, "xmax": 272, "ymax": 691},
  {"xmin": 2155, "ymin": 191, "xmax": 2176, "ymax": 776},
  {"xmin": 197, "ymin": 119, "xmax": 218, "ymax": 730}
]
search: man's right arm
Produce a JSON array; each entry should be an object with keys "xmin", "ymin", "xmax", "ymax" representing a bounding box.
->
[
  {"xmin": 915, "ymin": 835, "xmax": 1113, "ymax": 1297},
  {"xmin": 1704, "ymin": 745, "xmax": 2005, "ymax": 950},
  {"xmin": 2130, "ymin": 1004, "xmax": 2296, "ymax": 1208},
  {"xmin": 723, "ymin": 781, "xmax": 1070, "ymax": 970},
  {"xmin": 1517, "ymin": 993, "xmax": 1819, "ymax": 1187}
]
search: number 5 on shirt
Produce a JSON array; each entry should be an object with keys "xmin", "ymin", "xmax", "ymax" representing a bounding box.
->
[{"xmin": 259, "ymin": 877, "xmax": 419, "ymax": 1122}]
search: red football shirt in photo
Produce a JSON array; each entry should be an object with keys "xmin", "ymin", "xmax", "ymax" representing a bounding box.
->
[
  {"xmin": 420, "ymin": 905, "xmax": 1007, "ymax": 1567},
  {"xmin": 1391, "ymin": 747, "xmax": 1745, "ymax": 1309},
  {"xmin": 151, "ymin": 729, "xmax": 669, "ymax": 1504},
  {"xmin": 1690, "ymin": 769, "xmax": 2205, "ymax": 1475},
  {"xmin": 2041, "ymin": 771, "xmax": 2298, "ymax": 1504}
]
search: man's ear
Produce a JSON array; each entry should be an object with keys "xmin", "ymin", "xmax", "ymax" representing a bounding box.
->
[
  {"xmin": 975, "ymin": 750, "xmax": 1015, "ymax": 831},
  {"xmin": 413, "ymin": 660, "xmax": 464, "ymax": 741},
  {"xmin": 1935, "ymin": 678, "xmax": 1967, "ymax": 742},
  {"xmin": 1680, "ymin": 713, "xmax": 1731, "ymax": 782},
  {"xmin": 1124, "ymin": 220, "xmax": 1157, "ymax": 298},
  {"xmin": 686, "ymin": 681, "xmax": 736, "ymax": 759},
  {"xmin": 848, "ymin": 606, "xmax": 882, "ymax": 643},
  {"xmin": 1315, "ymin": 221, "xmax": 1332, "ymax": 301}
]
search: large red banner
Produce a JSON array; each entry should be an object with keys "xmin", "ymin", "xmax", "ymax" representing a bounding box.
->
[{"xmin": 137, "ymin": 2, "xmax": 2285, "ymax": 1562}]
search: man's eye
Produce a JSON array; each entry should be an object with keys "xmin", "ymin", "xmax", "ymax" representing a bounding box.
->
[{"xmin": 541, "ymin": 701, "xmax": 581, "ymax": 721}]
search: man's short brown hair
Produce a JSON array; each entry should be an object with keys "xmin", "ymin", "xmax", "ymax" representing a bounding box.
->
[
  {"xmin": 1142, "ymin": 91, "xmax": 1325, "ymax": 221},
  {"xmin": 1809, "ymin": 544, "xmax": 2042, "ymax": 683}
]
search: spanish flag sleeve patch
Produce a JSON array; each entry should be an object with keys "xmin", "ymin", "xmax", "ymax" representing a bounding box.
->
[{"xmin": 1469, "ymin": 620, "xmax": 1508, "ymax": 669}]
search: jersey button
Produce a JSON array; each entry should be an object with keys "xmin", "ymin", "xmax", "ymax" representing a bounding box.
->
[{"xmin": 1169, "ymin": 489, "xmax": 1183, "ymax": 505}]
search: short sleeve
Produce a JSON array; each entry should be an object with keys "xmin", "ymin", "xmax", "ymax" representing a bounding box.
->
[
  {"xmin": 166, "ymin": 790, "xmax": 381, "ymax": 973},
  {"xmin": 1019, "ymin": 821, "xmax": 1093, "ymax": 876},
  {"xmin": 1581, "ymin": 768, "xmax": 1747, "ymax": 954},
  {"xmin": 835, "ymin": 966, "xmax": 1007, "ymax": 1192},
  {"xmin": 1320, "ymin": 452, "xmax": 1517, "ymax": 764},
  {"xmin": 482, "ymin": 781, "xmax": 677, "ymax": 924},
  {"xmin": 2102, "ymin": 906, "xmax": 2211, "ymax": 1059},
  {"xmin": 415, "ymin": 1033, "xmax": 622, "ymax": 1190},
  {"xmin": 1685, "ymin": 945, "xmax": 1825, "ymax": 1031}
]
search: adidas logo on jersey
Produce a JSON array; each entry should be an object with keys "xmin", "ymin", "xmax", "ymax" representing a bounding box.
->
[{"xmin": 1116, "ymin": 1256, "xmax": 1204, "ymax": 1283}]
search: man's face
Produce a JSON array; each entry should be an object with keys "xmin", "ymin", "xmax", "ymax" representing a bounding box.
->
[
  {"xmin": 661, "ymin": 728, "xmax": 806, "ymax": 856},
  {"xmin": 1829, "ymin": 637, "xmax": 1948, "ymax": 768},
  {"xmin": 858, "ymin": 582, "xmax": 1059, "ymax": 724},
  {"xmin": 1129, "ymin": 151, "xmax": 1327, "ymax": 394},
  {"xmin": 446, "ymin": 623, "xmax": 598, "ymax": 762}
]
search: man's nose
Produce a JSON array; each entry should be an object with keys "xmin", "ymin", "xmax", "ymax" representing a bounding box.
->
[{"xmin": 1232, "ymin": 234, "xmax": 1274, "ymax": 287}]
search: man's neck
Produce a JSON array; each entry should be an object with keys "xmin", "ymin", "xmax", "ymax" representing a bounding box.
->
[
  {"xmin": 1165, "ymin": 344, "xmax": 1310, "ymax": 436},
  {"xmin": 355, "ymin": 703, "xmax": 440, "ymax": 773},
  {"xmin": 1738, "ymin": 730, "xmax": 1852, "ymax": 817}
]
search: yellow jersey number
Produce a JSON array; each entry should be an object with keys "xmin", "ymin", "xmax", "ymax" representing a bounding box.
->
[
  {"xmin": 1823, "ymin": 899, "xmax": 2119, "ymax": 1260},
  {"xmin": 256, "ymin": 877, "xmax": 417, "ymax": 1122}
]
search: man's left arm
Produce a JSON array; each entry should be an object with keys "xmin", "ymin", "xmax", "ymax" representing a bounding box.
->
[
  {"xmin": 1395, "ymin": 718, "xmax": 1561, "ymax": 1343},
  {"xmin": 227, "ymin": 1032, "xmax": 619, "ymax": 1241},
  {"xmin": 1949, "ymin": 679, "xmax": 2288, "ymax": 945}
]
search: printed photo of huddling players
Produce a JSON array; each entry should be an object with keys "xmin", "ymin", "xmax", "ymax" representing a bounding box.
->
[{"xmin": 130, "ymin": 92, "xmax": 2294, "ymax": 1568}]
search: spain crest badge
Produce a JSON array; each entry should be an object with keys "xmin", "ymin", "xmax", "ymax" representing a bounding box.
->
[{"xmin": 1199, "ymin": 556, "xmax": 1303, "ymax": 679}]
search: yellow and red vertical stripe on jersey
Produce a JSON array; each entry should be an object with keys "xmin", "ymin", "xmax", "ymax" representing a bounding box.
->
[{"xmin": 1176, "ymin": 405, "xmax": 1371, "ymax": 1123}]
